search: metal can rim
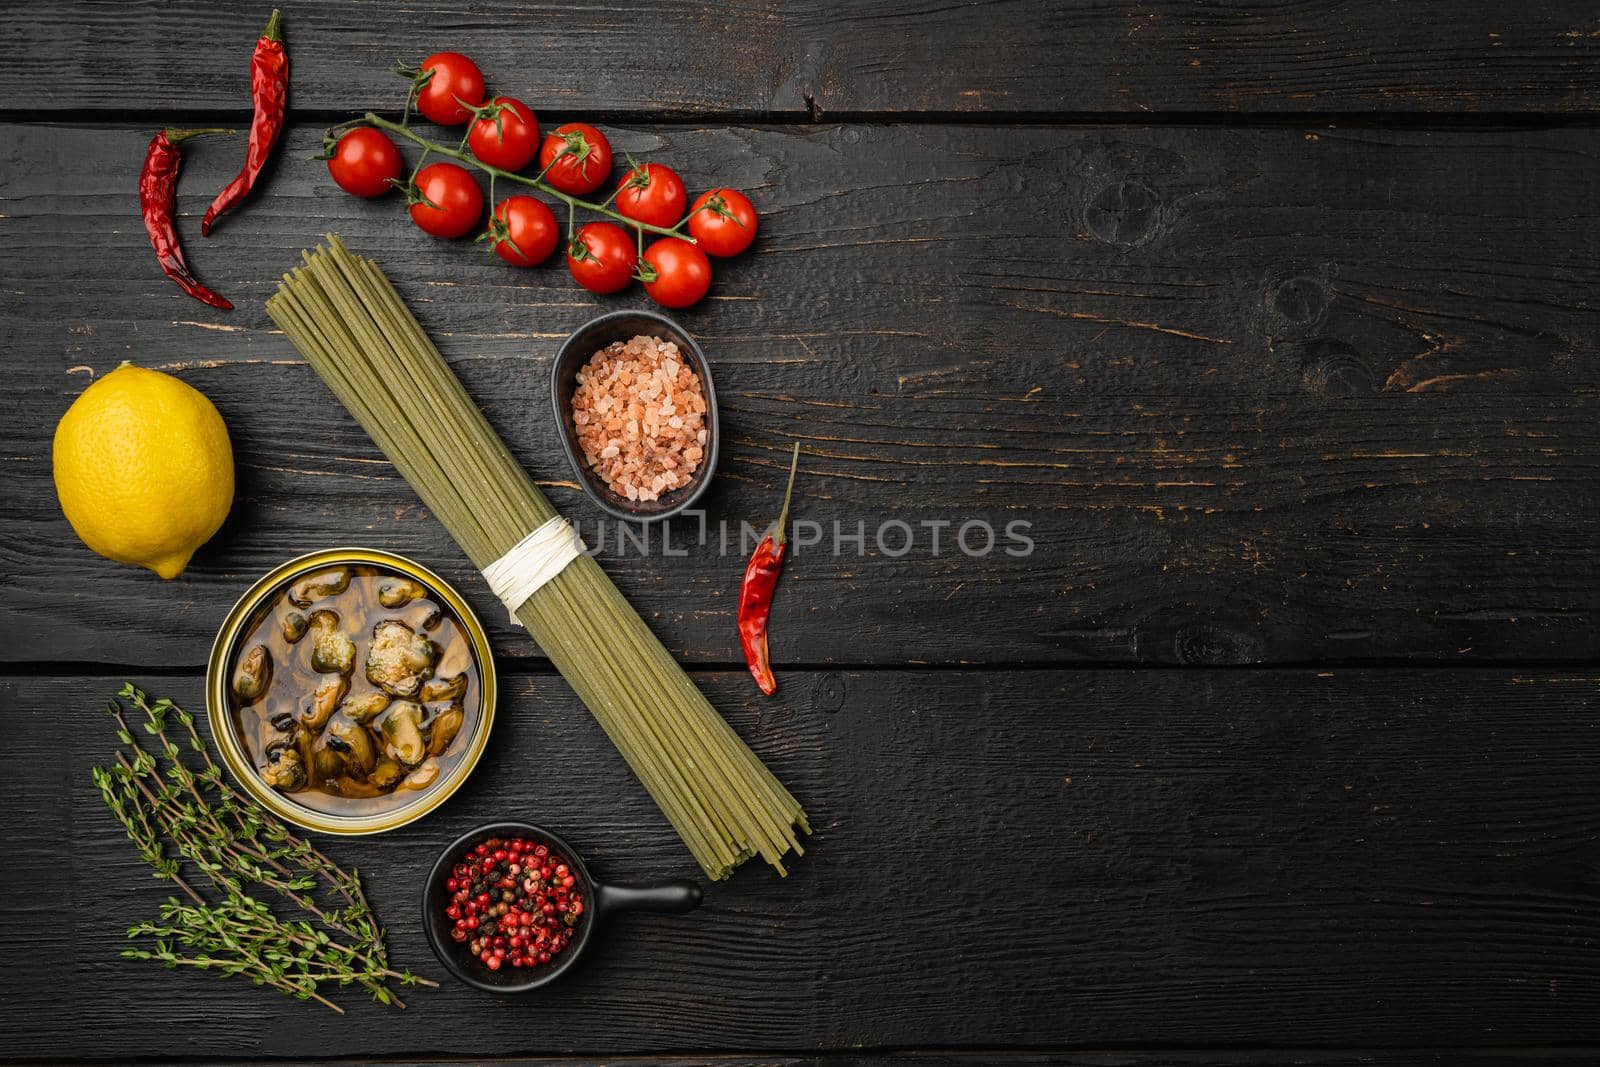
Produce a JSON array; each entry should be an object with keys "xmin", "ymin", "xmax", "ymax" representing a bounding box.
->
[{"xmin": 206, "ymin": 548, "xmax": 497, "ymax": 835}]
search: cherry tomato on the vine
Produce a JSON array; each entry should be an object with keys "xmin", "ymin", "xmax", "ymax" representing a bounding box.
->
[
  {"xmin": 567, "ymin": 221, "xmax": 637, "ymax": 294},
  {"xmin": 487, "ymin": 196, "xmax": 559, "ymax": 266},
  {"xmin": 326, "ymin": 127, "xmax": 403, "ymax": 198},
  {"xmin": 687, "ymin": 188, "xmax": 758, "ymax": 257},
  {"xmin": 640, "ymin": 237, "xmax": 712, "ymax": 309},
  {"xmin": 614, "ymin": 163, "xmax": 687, "ymax": 230},
  {"xmin": 414, "ymin": 52, "xmax": 486, "ymax": 125},
  {"xmin": 538, "ymin": 123, "xmax": 612, "ymax": 196},
  {"xmin": 408, "ymin": 162, "xmax": 484, "ymax": 239},
  {"xmin": 467, "ymin": 96, "xmax": 540, "ymax": 171}
]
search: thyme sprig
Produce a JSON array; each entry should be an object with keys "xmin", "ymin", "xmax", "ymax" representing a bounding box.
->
[{"xmin": 93, "ymin": 683, "xmax": 436, "ymax": 1012}]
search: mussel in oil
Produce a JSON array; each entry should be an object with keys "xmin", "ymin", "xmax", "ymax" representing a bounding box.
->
[
  {"xmin": 326, "ymin": 719, "xmax": 377, "ymax": 777},
  {"xmin": 261, "ymin": 745, "xmax": 306, "ymax": 792},
  {"xmin": 420, "ymin": 673, "xmax": 466, "ymax": 704},
  {"xmin": 365, "ymin": 620, "xmax": 437, "ymax": 697},
  {"xmin": 308, "ymin": 610, "xmax": 356, "ymax": 675},
  {"xmin": 427, "ymin": 702, "xmax": 465, "ymax": 757},
  {"xmin": 378, "ymin": 577, "xmax": 428, "ymax": 608},
  {"xmin": 377, "ymin": 701, "xmax": 427, "ymax": 766},
  {"xmin": 313, "ymin": 743, "xmax": 345, "ymax": 780},
  {"xmin": 301, "ymin": 676, "xmax": 348, "ymax": 731},
  {"xmin": 370, "ymin": 758, "xmax": 403, "ymax": 788},
  {"xmin": 341, "ymin": 691, "xmax": 390, "ymax": 725},
  {"xmin": 399, "ymin": 759, "xmax": 440, "ymax": 791},
  {"xmin": 281, "ymin": 611, "xmax": 308, "ymax": 644},
  {"xmin": 232, "ymin": 645, "xmax": 272, "ymax": 704},
  {"xmin": 288, "ymin": 567, "xmax": 353, "ymax": 607}
]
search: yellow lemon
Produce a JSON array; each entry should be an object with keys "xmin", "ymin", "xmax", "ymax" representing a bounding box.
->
[{"xmin": 52, "ymin": 363, "xmax": 234, "ymax": 579}]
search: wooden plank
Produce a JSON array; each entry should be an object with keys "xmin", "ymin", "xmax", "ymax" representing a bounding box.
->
[
  {"xmin": 5, "ymin": 1, "xmax": 1600, "ymax": 116},
  {"xmin": 73, "ymin": 1059, "xmax": 1600, "ymax": 1067},
  {"xmin": 129, "ymin": 1054, "xmax": 1600, "ymax": 1067},
  {"xmin": 3, "ymin": 123, "xmax": 1598, "ymax": 669},
  {"xmin": 4, "ymin": 668, "xmax": 1600, "ymax": 1059}
]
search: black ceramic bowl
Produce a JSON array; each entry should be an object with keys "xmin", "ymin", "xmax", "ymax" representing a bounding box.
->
[
  {"xmin": 422, "ymin": 820, "xmax": 702, "ymax": 993},
  {"xmin": 550, "ymin": 309, "xmax": 719, "ymax": 523}
]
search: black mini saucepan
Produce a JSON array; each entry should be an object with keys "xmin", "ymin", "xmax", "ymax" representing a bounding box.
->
[{"xmin": 422, "ymin": 820, "xmax": 702, "ymax": 992}]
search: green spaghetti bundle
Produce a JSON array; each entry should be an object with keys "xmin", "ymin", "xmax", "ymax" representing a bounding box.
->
[{"xmin": 266, "ymin": 236, "xmax": 807, "ymax": 879}]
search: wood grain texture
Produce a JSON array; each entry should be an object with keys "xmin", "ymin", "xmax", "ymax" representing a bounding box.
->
[
  {"xmin": 10, "ymin": 2, "xmax": 1600, "ymax": 1064},
  {"xmin": 4, "ymin": 668, "xmax": 1599, "ymax": 1060},
  {"xmin": 137, "ymin": 1054, "xmax": 1600, "ymax": 1067},
  {"xmin": 2, "ymin": 122, "xmax": 1596, "ymax": 668},
  {"xmin": 6, "ymin": 1, "xmax": 1600, "ymax": 116}
]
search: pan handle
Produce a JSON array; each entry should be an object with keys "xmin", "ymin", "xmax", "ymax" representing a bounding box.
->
[{"xmin": 593, "ymin": 879, "xmax": 703, "ymax": 916}]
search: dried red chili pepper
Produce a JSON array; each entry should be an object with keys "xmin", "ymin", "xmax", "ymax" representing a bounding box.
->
[
  {"xmin": 738, "ymin": 443, "xmax": 801, "ymax": 696},
  {"xmin": 141, "ymin": 128, "xmax": 235, "ymax": 310},
  {"xmin": 202, "ymin": 9, "xmax": 287, "ymax": 236}
]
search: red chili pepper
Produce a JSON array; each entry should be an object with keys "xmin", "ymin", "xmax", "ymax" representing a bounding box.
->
[
  {"xmin": 141, "ymin": 128, "xmax": 235, "ymax": 310},
  {"xmin": 738, "ymin": 443, "xmax": 801, "ymax": 696},
  {"xmin": 201, "ymin": 9, "xmax": 287, "ymax": 236}
]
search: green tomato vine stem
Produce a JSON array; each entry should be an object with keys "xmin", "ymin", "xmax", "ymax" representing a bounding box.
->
[{"xmin": 361, "ymin": 113, "xmax": 694, "ymax": 243}]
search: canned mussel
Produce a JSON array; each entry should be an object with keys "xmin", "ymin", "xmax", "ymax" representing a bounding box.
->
[{"xmin": 207, "ymin": 549, "xmax": 496, "ymax": 834}]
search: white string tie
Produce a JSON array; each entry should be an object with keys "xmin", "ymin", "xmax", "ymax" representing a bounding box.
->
[{"xmin": 482, "ymin": 516, "xmax": 586, "ymax": 624}]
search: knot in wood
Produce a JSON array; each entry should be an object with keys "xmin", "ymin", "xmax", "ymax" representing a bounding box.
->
[
  {"xmin": 1084, "ymin": 179, "xmax": 1162, "ymax": 247},
  {"xmin": 812, "ymin": 672, "xmax": 847, "ymax": 714}
]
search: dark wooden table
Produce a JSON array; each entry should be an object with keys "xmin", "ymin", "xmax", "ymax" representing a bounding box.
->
[{"xmin": 4, "ymin": 2, "xmax": 1600, "ymax": 1064}]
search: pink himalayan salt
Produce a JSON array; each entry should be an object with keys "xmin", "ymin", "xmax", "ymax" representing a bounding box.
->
[{"xmin": 570, "ymin": 335, "xmax": 708, "ymax": 503}]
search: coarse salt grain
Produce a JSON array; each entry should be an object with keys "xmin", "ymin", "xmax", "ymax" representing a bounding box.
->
[{"xmin": 571, "ymin": 335, "xmax": 709, "ymax": 503}]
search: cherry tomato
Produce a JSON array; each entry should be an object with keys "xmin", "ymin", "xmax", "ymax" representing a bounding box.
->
[
  {"xmin": 415, "ymin": 52, "xmax": 486, "ymax": 125},
  {"xmin": 614, "ymin": 163, "xmax": 687, "ymax": 229},
  {"xmin": 468, "ymin": 96, "xmax": 540, "ymax": 172},
  {"xmin": 408, "ymin": 162, "xmax": 483, "ymax": 239},
  {"xmin": 326, "ymin": 127, "xmax": 403, "ymax": 198},
  {"xmin": 640, "ymin": 237, "xmax": 712, "ymax": 309},
  {"xmin": 566, "ymin": 222, "xmax": 636, "ymax": 294},
  {"xmin": 687, "ymin": 188, "xmax": 758, "ymax": 257},
  {"xmin": 488, "ymin": 196, "xmax": 559, "ymax": 266},
  {"xmin": 538, "ymin": 124, "xmax": 612, "ymax": 196}
]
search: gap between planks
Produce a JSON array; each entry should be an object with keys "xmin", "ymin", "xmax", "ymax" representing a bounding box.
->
[
  {"xmin": 7, "ymin": 107, "xmax": 1600, "ymax": 130},
  {"xmin": 5, "ymin": 659, "xmax": 1597, "ymax": 680}
]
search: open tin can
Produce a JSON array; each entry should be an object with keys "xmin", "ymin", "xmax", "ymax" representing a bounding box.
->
[{"xmin": 206, "ymin": 548, "xmax": 497, "ymax": 835}]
